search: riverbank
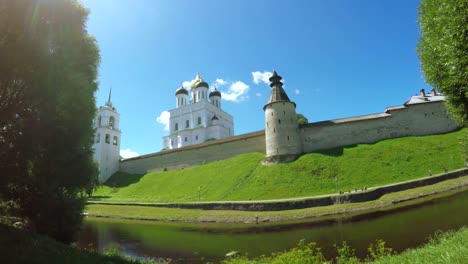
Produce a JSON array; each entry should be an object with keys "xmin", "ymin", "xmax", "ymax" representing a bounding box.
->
[
  {"xmin": 222, "ymin": 227, "xmax": 468, "ymax": 264},
  {"xmin": 0, "ymin": 223, "xmax": 145, "ymax": 264},
  {"xmin": 87, "ymin": 168, "xmax": 468, "ymax": 211},
  {"xmin": 85, "ymin": 174, "xmax": 468, "ymax": 225}
]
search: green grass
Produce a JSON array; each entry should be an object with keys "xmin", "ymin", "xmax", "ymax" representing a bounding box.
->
[
  {"xmin": 0, "ymin": 224, "xmax": 154, "ymax": 264},
  {"xmin": 222, "ymin": 227, "xmax": 468, "ymax": 264},
  {"xmin": 373, "ymin": 228, "xmax": 468, "ymax": 264},
  {"xmin": 92, "ymin": 129, "xmax": 466, "ymax": 203},
  {"xmin": 85, "ymin": 175, "xmax": 468, "ymax": 224}
]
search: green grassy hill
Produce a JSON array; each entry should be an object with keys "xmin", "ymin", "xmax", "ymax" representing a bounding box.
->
[{"xmin": 92, "ymin": 129, "xmax": 466, "ymax": 203}]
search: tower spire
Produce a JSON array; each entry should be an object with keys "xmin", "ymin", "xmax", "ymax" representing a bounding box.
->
[{"xmin": 105, "ymin": 87, "xmax": 113, "ymax": 107}]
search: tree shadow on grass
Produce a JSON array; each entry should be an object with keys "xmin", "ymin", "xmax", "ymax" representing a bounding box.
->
[
  {"xmin": 103, "ymin": 172, "xmax": 145, "ymax": 188},
  {"xmin": 314, "ymin": 144, "xmax": 359, "ymax": 157},
  {"xmin": 88, "ymin": 196, "xmax": 112, "ymax": 200}
]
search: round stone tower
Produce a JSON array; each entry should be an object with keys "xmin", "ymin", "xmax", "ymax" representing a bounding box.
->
[{"xmin": 263, "ymin": 71, "xmax": 302, "ymax": 163}]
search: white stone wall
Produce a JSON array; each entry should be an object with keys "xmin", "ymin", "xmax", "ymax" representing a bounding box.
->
[
  {"xmin": 265, "ymin": 102, "xmax": 302, "ymax": 157},
  {"xmin": 121, "ymin": 131, "xmax": 266, "ymax": 174},
  {"xmin": 124, "ymin": 100, "xmax": 458, "ymax": 175},
  {"xmin": 301, "ymin": 101, "xmax": 458, "ymax": 152}
]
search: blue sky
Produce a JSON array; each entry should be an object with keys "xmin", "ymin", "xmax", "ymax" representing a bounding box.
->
[{"xmin": 81, "ymin": 0, "xmax": 426, "ymax": 158}]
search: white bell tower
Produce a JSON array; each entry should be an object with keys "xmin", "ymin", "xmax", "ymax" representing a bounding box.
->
[{"xmin": 93, "ymin": 88, "xmax": 122, "ymax": 182}]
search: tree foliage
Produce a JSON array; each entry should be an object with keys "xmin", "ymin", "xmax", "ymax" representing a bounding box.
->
[
  {"xmin": 417, "ymin": 0, "xmax": 468, "ymax": 124},
  {"xmin": 297, "ymin": 113, "xmax": 309, "ymax": 126},
  {"xmin": 0, "ymin": 0, "xmax": 100, "ymax": 243}
]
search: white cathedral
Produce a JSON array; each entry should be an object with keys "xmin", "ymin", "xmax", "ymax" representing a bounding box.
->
[
  {"xmin": 93, "ymin": 73, "xmax": 235, "ymax": 181},
  {"xmin": 162, "ymin": 73, "xmax": 234, "ymax": 150}
]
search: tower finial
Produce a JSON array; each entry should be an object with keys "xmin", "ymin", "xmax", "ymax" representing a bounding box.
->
[{"xmin": 269, "ymin": 70, "xmax": 283, "ymax": 87}]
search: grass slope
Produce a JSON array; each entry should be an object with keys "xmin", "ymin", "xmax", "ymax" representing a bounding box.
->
[{"xmin": 93, "ymin": 129, "xmax": 466, "ymax": 203}]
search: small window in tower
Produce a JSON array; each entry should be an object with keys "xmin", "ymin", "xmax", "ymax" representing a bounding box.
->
[
  {"xmin": 196, "ymin": 135, "xmax": 198, "ymax": 140},
  {"xmin": 274, "ymin": 128, "xmax": 276, "ymax": 133},
  {"xmin": 113, "ymin": 136, "xmax": 118, "ymax": 146},
  {"xmin": 278, "ymin": 119, "xmax": 281, "ymax": 124},
  {"xmin": 186, "ymin": 120, "xmax": 190, "ymax": 128},
  {"xmin": 197, "ymin": 117, "xmax": 201, "ymax": 125},
  {"xmin": 271, "ymin": 112, "xmax": 273, "ymax": 116},
  {"xmin": 175, "ymin": 123, "xmax": 178, "ymax": 131},
  {"xmin": 287, "ymin": 136, "xmax": 290, "ymax": 141},
  {"xmin": 109, "ymin": 116, "xmax": 115, "ymax": 128},
  {"xmin": 96, "ymin": 133, "xmax": 100, "ymax": 143},
  {"xmin": 185, "ymin": 137, "xmax": 188, "ymax": 142},
  {"xmin": 105, "ymin": 134, "xmax": 110, "ymax": 144},
  {"xmin": 98, "ymin": 116, "xmax": 102, "ymax": 126},
  {"xmin": 283, "ymin": 111, "xmax": 286, "ymax": 115}
]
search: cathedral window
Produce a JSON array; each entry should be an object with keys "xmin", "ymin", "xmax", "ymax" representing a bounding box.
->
[
  {"xmin": 109, "ymin": 116, "xmax": 115, "ymax": 128},
  {"xmin": 196, "ymin": 135, "xmax": 198, "ymax": 140},
  {"xmin": 186, "ymin": 120, "xmax": 189, "ymax": 128},
  {"xmin": 185, "ymin": 137, "xmax": 188, "ymax": 142},
  {"xmin": 105, "ymin": 134, "xmax": 110, "ymax": 144},
  {"xmin": 197, "ymin": 117, "xmax": 201, "ymax": 125},
  {"xmin": 278, "ymin": 119, "xmax": 281, "ymax": 124},
  {"xmin": 98, "ymin": 116, "xmax": 102, "ymax": 126},
  {"xmin": 113, "ymin": 136, "xmax": 118, "ymax": 146},
  {"xmin": 287, "ymin": 136, "xmax": 290, "ymax": 141},
  {"xmin": 96, "ymin": 133, "xmax": 100, "ymax": 143},
  {"xmin": 175, "ymin": 123, "xmax": 178, "ymax": 131}
]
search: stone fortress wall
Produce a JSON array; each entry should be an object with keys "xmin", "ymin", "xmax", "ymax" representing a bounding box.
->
[{"xmin": 120, "ymin": 99, "xmax": 459, "ymax": 174}]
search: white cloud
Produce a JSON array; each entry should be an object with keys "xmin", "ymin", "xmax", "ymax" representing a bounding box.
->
[
  {"xmin": 120, "ymin": 148, "xmax": 139, "ymax": 159},
  {"xmin": 294, "ymin": 89, "xmax": 300, "ymax": 95},
  {"xmin": 156, "ymin": 111, "xmax": 170, "ymax": 131},
  {"xmin": 252, "ymin": 71, "xmax": 272, "ymax": 84},
  {"xmin": 256, "ymin": 92, "xmax": 262, "ymax": 97},
  {"xmin": 214, "ymin": 78, "xmax": 228, "ymax": 87},
  {"xmin": 221, "ymin": 81, "xmax": 250, "ymax": 102}
]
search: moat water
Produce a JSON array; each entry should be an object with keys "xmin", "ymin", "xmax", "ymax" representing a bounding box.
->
[{"xmin": 76, "ymin": 189, "xmax": 468, "ymax": 263}]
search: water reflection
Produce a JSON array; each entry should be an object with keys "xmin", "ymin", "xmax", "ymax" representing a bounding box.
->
[{"xmin": 76, "ymin": 189, "xmax": 468, "ymax": 263}]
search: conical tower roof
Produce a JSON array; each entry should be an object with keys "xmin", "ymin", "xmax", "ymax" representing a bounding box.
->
[{"xmin": 265, "ymin": 70, "xmax": 294, "ymax": 108}]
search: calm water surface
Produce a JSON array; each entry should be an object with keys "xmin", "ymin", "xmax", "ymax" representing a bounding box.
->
[{"xmin": 76, "ymin": 189, "xmax": 468, "ymax": 263}]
